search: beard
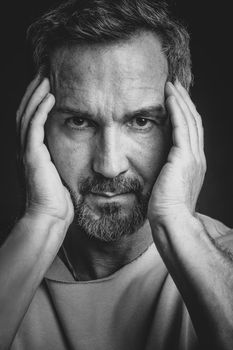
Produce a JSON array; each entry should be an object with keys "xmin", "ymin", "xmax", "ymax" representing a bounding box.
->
[{"xmin": 64, "ymin": 174, "xmax": 151, "ymax": 242}]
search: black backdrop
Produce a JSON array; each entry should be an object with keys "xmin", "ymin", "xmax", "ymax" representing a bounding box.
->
[{"xmin": 1, "ymin": 1, "xmax": 233, "ymax": 240}]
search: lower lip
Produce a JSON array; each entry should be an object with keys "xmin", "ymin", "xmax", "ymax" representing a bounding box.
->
[{"xmin": 87, "ymin": 193, "xmax": 135, "ymax": 205}]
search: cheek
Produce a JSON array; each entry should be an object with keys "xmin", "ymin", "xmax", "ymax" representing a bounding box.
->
[
  {"xmin": 45, "ymin": 124, "xmax": 92, "ymax": 187},
  {"xmin": 131, "ymin": 130, "xmax": 170, "ymax": 191}
]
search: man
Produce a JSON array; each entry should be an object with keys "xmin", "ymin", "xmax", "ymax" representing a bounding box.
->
[{"xmin": 0, "ymin": 0, "xmax": 233, "ymax": 349}]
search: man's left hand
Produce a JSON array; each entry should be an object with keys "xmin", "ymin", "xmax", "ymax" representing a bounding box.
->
[{"xmin": 148, "ymin": 81, "xmax": 206, "ymax": 226}]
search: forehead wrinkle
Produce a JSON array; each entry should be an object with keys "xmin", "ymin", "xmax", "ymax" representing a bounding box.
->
[
  {"xmin": 51, "ymin": 32, "xmax": 168, "ymax": 92},
  {"xmin": 50, "ymin": 32, "xmax": 168, "ymax": 120},
  {"xmin": 52, "ymin": 75, "xmax": 166, "ymax": 120},
  {"xmin": 53, "ymin": 68, "xmax": 166, "ymax": 117}
]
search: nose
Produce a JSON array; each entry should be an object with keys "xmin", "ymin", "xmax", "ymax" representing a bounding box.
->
[{"xmin": 92, "ymin": 127, "xmax": 129, "ymax": 178}]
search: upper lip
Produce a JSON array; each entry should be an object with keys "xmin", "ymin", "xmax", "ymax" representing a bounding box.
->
[{"xmin": 91, "ymin": 191, "xmax": 127, "ymax": 197}]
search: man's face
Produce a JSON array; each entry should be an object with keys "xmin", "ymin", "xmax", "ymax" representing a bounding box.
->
[{"xmin": 46, "ymin": 31, "xmax": 170, "ymax": 241}]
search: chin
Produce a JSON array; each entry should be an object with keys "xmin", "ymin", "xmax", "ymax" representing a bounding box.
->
[{"xmin": 73, "ymin": 201, "xmax": 147, "ymax": 242}]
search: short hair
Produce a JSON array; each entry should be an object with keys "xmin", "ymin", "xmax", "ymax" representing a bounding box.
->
[{"xmin": 27, "ymin": 0, "xmax": 192, "ymax": 90}]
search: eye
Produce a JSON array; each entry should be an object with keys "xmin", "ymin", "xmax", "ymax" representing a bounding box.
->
[
  {"xmin": 65, "ymin": 117, "xmax": 93, "ymax": 129},
  {"xmin": 129, "ymin": 117, "xmax": 154, "ymax": 130}
]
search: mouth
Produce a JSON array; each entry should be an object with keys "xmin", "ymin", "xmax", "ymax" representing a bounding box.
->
[
  {"xmin": 86, "ymin": 191, "xmax": 135, "ymax": 205},
  {"xmin": 90, "ymin": 191, "xmax": 129, "ymax": 198}
]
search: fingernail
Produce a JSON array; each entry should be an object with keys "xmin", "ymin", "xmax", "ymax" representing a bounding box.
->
[
  {"xmin": 166, "ymin": 81, "xmax": 173, "ymax": 87},
  {"xmin": 41, "ymin": 77, "xmax": 50, "ymax": 86},
  {"xmin": 45, "ymin": 93, "xmax": 51, "ymax": 100},
  {"xmin": 47, "ymin": 93, "xmax": 55, "ymax": 102},
  {"xmin": 177, "ymin": 80, "xmax": 183, "ymax": 88}
]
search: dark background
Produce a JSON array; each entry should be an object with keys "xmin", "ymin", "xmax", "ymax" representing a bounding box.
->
[{"xmin": 1, "ymin": 1, "xmax": 233, "ymax": 240}]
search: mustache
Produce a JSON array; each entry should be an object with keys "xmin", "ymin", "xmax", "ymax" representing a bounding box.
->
[{"xmin": 79, "ymin": 174, "xmax": 143, "ymax": 196}]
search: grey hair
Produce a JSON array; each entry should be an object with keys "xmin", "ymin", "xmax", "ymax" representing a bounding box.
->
[{"xmin": 27, "ymin": 0, "xmax": 193, "ymax": 90}]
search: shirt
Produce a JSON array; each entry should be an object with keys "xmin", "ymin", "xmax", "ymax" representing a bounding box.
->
[{"xmin": 11, "ymin": 214, "xmax": 232, "ymax": 350}]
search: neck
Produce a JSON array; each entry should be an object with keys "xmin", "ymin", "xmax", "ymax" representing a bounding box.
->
[{"xmin": 62, "ymin": 220, "xmax": 153, "ymax": 281}]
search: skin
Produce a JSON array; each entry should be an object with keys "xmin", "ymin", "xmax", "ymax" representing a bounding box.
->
[
  {"xmin": 48, "ymin": 33, "xmax": 169, "ymax": 213},
  {"xmin": 46, "ymin": 32, "xmax": 170, "ymax": 279},
  {"xmin": 0, "ymin": 30, "xmax": 233, "ymax": 349}
]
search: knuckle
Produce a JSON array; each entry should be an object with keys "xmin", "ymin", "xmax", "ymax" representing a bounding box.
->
[
  {"xmin": 35, "ymin": 102, "xmax": 46, "ymax": 116},
  {"xmin": 195, "ymin": 112, "xmax": 203, "ymax": 125},
  {"xmin": 194, "ymin": 157, "xmax": 206, "ymax": 177},
  {"xmin": 25, "ymin": 154, "xmax": 35, "ymax": 168},
  {"xmin": 195, "ymin": 156, "xmax": 203, "ymax": 168},
  {"xmin": 29, "ymin": 118, "xmax": 37, "ymax": 129},
  {"xmin": 202, "ymin": 158, "xmax": 207, "ymax": 172},
  {"xmin": 29, "ymin": 119, "xmax": 34, "ymax": 127},
  {"xmin": 24, "ymin": 147, "xmax": 35, "ymax": 164}
]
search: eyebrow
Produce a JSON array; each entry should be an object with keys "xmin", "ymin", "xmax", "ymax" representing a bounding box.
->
[
  {"xmin": 53, "ymin": 104, "xmax": 167, "ymax": 123},
  {"xmin": 124, "ymin": 105, "xmax": 167, "ymax": 122}
]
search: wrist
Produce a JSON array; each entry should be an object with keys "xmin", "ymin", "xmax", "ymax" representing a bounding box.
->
[
  {"xmin": 149, "ymin": 206, "xmax": 207, "ymax": 243},
  {"xmin": 24, "ymin": 204, "xmax": 73, "ymax": 226},
  {"xmin": 149, "ymin": 205, "xmax": 195, "ymax": 227},
  {"xmin": 149, "ymin": 208, "xmax": 209, "ymax": 255},
  {"xmin": 19, "ymin": 210, "xmax": 70, "ymax": 239}
]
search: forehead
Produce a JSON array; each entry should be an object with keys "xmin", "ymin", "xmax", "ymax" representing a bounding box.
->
[{"xmin": 50, "ymin": 31, "xmax": 168, "ymax": 112}]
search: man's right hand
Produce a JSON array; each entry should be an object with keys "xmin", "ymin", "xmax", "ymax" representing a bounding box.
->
[
  {"xmin": 0, "ymin": 76, "xmax": 75, "ymax": 349},
  {"xmin": 16, "ymin": 75, "xmax": 74, "ymax": 225}
]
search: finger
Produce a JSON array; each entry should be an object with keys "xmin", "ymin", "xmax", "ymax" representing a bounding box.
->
[
  {"xmin": 16, "ymin": 74, "xmax": 41, "ymax": 134},
  {"xmin": 26, "ymin": 93, "xmax": 55, "ymax": 154},
  {"xmin": 21, "ymin": 78, "xmax": 50, "ymax": 151},
  {"xmin": 165, "ymin": 83, "xmax": 191, "ymax": 151},
  {"xmin": 176, "ymin": 81, "xmax": 197, "ymax": 115},
  {"xmin": 16, "ymin": 75, "xmax": 42, "ymax": 164},
  {"xmin": 176, "ymin": 81, "xmax": 204, "ymax": 153},
  {"xmin": 172, "ymin": 81, "xmax": 199, "ymax": 156}
]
